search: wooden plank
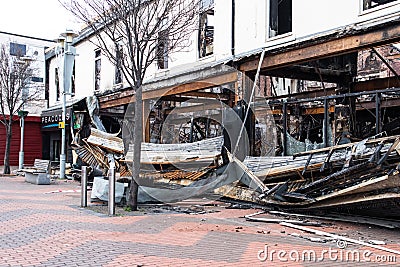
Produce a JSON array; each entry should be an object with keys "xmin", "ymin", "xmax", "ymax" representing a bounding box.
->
[
  {"xmin": 266, "ymin": 88, "xmax": 336, "ymax": 102},
  {"xmin": 180, "ymin": 91, "xmax": 230, "ymax": 100},
  {"xmin": 315, "ymin": 174, "xmax": 400, "ymax": 202},
  {"xmin": 355, "ymin": 97, "xmax": 400, "ymax": 110},
  {"xmin": 311, "ymin": 192, "xmax": 400, "ymax": 209},
  {"xmin": 164, "ymin": 102, "xmax": 224, "ymax": 114},
  {"xmin": 270, "ymin": 210, "xmax": 400, "ymax": 229},
  {"xmin": 254, "ymin": 77, "xmax": 398, "ymax": 104},
  {"xmin": 86, "ymin": 128, "xmax": 124, "ymax": 154},
  {"xmin": 240, "ymin": 23, "xmax": 400, "ymax": 72},
  {"xmin": 353, "ymin": 76, "xmax": 400, "ymax": 92},
  {"xmin": 302, "ymin": 106, "xmax": 334, "ymax": 115}
]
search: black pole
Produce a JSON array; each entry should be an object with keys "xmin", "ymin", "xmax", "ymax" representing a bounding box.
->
[
  {"xmin": 108, "ymin": 167, "xmax": 116, "ymax": 216},
  {"xmin": 282, "ymin": 102, "xmax": 288, "ymax": 156},
  {"xmin": 376, "ymin": 92, "xmax": 381, "ymax": 135},
  {"xmin": 189, "ymin": 117, "xmax": 194, "ymax": 143},
  {"xmin": 231, "ymin": 0, "xmax": 235, "ymax": 56},
  {"xmin": 323, "ymin": 98, "xmax": 329, "ymax": 147},
  {"xmin": 80, "ymin": 166, "xmax": 88, "ymax": 207}
]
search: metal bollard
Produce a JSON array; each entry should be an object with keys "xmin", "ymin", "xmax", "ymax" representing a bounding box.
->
[
  {"xmin": 81, "ymin": 166, "xmax": 88, "ymax": 207},
  {"xmin": 108, "ymin": 167, "xmax": 116, "ymax": 216}
]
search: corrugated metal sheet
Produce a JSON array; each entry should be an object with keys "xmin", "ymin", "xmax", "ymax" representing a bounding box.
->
[
  {"xmin": 73, "ymin": 139, "xmax": 109, "ymax": 169},
  {"xmin": 126, "ymin": 136, "xmax": 223, "ymax": 164}
]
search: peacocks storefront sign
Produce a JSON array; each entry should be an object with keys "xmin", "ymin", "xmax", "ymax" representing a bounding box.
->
[{"xmin": 41, "ymin": 108, "xmax": 72, "ymax": 129}]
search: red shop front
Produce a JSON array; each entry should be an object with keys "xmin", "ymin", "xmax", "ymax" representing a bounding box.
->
[{"xmin": 0, "ymin": 115, "xmax": 42, "ymax": 166}]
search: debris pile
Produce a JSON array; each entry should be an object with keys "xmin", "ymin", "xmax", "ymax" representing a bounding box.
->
[
  {"xmin": 70, "ymin": 96, "xmax": 400, "ymax": 218},
  {"xmin": 234, "ymin": 134, "xmax": 400, "ymax": 217}
]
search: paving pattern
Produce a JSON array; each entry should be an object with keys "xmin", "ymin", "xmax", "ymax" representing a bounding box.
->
[{"xmin": 1, "ymin": 175, "xmax": 400, "ymax": 266}]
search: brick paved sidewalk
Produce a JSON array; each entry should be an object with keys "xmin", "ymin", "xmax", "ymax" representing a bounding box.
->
[{"xmin": 1, "ymin": 175, "xmax": 400, "ymax": 266}]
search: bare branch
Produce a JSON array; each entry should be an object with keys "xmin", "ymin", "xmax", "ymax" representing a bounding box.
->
[
  {"xmin": 0, "ymin": 42, "xmax": 41, "ymax": 173},
  {"xmin": 60, "ymin": 0, "xmax": 200, "ymax": 210}
]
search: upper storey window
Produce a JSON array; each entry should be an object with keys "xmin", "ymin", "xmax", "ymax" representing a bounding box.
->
[
  {"xmin": 9, "ymin": 42, "xmax": 26, "ymax": 56},
  {"xmin": 115, "ymin": 44, "xmax": 123, "ymax": 84},
  {"xmin": 363, "ymin": 0, "xmax": 398, "ymax": 10},
  {"xmin": 157, "ymin": 29, "xmax": 169, "ymax": 69},
  {"xmin": 199, "ymin": 0, "xmax": 214, "ymax": 58},
  {"xmin": 94, "ymin": 49, "xmax": 101, "ymax": 92},
  {"xmin": 269, "ymin": 0, "xmax": 292, "ymax": 37}
]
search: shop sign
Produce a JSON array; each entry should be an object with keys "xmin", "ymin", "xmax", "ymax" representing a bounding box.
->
[{"xmin": 41, "ymin": 108, "xmax": 72, "ymax": 128}]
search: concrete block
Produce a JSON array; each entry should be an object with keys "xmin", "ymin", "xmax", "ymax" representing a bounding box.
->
[{"xmin": 25, "ymin": 172, "xmax": 50, "ymax": 185}]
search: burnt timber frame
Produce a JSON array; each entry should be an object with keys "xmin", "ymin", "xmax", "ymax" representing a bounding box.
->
[
  {"xmin": 97, "ymin": 21, "xmax": 400, "ymax": 110},
  {"xmin": 96, "ymin": 20, "xmax": 400, "ymax": 151},
  {"xmin": 239, "ymin": 22, "xmax": 400, "ymax": 74},
  {"xmin": 235, "ymin": 20, "xmax": 400, "ymax": 155},
  {"xmin": 238, "ymin": 21, "xmax": 400, "ymax": 101},
  {"xmin": 98, "ymin": 66, "xmax": 238, "ymax": 142}
]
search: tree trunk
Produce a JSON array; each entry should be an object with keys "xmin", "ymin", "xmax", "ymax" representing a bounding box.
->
[
  {"xmin": 3, "ymin": 122, "xmax": 12, "ymax": 174},
  {"xmin": 128, "ymin": 83, "xmax": 143, "ymax": 210}
]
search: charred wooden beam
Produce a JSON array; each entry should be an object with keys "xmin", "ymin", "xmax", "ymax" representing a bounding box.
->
[
  {"xmin": 353, "ymin": 76, "xmax": 400, "ymax": 92},
  {"xmin": 265, "ymin": 77, "xmax": 400, "ymax": 103},
  {"xmin": 301, "ymin": 154, "xmax": 313, "ymax": 176},
  {"xmin": 377, "ymin": 138, "xmax": 400, "ymax": 165},
  {"xmin": 180, "ymin": 91, "xmax": 230, "ymax": 100},
  {"xmin": 296, "ymin": 161, "xmax": 373, "ymax": 194},
  {"xmin": 164, "ymin": 102, "xmax": 223, "ymax": 115}
]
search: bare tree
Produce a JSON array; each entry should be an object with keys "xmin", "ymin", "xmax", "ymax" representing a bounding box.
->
[
  {"xmin": 0, "ymin": 44, "xmax": 39, "ymax": 174},
  {"xmin": 61, "ymin": 0, "xmax": 199, "ymax": 209}
]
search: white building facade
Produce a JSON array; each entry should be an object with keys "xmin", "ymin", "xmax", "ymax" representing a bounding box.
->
[
  {"xmin": 0, "ymin": 31, "xmax": 54, "ymax": 115},
  {"xmin": 0, "ymin": 31, "xmax": 54, "ymax": 166},
  {"xmin": 42, "ymin": 0, "xmax": 400, "ymax": 159},
  {"xmin": 45, "ymin": 0, "xmax": 400, "ymax": 106}
]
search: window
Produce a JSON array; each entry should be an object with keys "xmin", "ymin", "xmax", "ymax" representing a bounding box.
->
[
  {"xmin": 31, "ymin": 77, "xmax": 44, "ymax": 83},
  {"xmin": 199, "ymin": 0, "xmax": 214, "ymax": 58},
  {"xmin": 200, "ymin": 0, "xmax": 214, "ymax": 10},
  {"xmin": 55, "ymin": 68, "xmax": 60, "ymax": 101},
  {"xmin": 52, "ymin": 140, "xmax": 61, "ymax": 161},
  {"xmin": 71, "ymin": 61, "xmax": 75, "ymax": 95},
  {"xmin": 45, "ymin": 63, "xmax": 49, "ymax": 102},
  {"xmin": 199, "ymin": 10, "xmax": 214, "ymax": 58},
  {"xmin": 269, "ymin": 0, "xmax": 292, "ymax": 37},
  {"xmin": 363, "ymin": 0, "xmax": 397, "ymax": 10},
  {"xmin": 115, "ymin": 45, "xmax": 123, "ymax": 84},
  {"xmin": 157, "ymin": 30, "xmax": 169, "ymax": 69},
  {"xmin": 9, "ymin": 42, "xmax": 26, "ymax": 56},
  {"xmin": 94, "ymin": 50, "xmax": 101, "ymax": 91}
]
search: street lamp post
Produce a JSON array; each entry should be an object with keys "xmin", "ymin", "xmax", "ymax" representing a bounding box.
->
[
  {"xmin": 58, "ymin": 30, "xmax": 77, "ymax": 179},
  {"xmin": 18, "ymin": 110, "xmax": 24, "ymax": 170},
  {"xmin": 18, "ymin": 56, "xmax": 32, "ymax": 170},
  {"xmin": 18, "ymin": 110, "xmax": 28, "ymax": 170}
]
